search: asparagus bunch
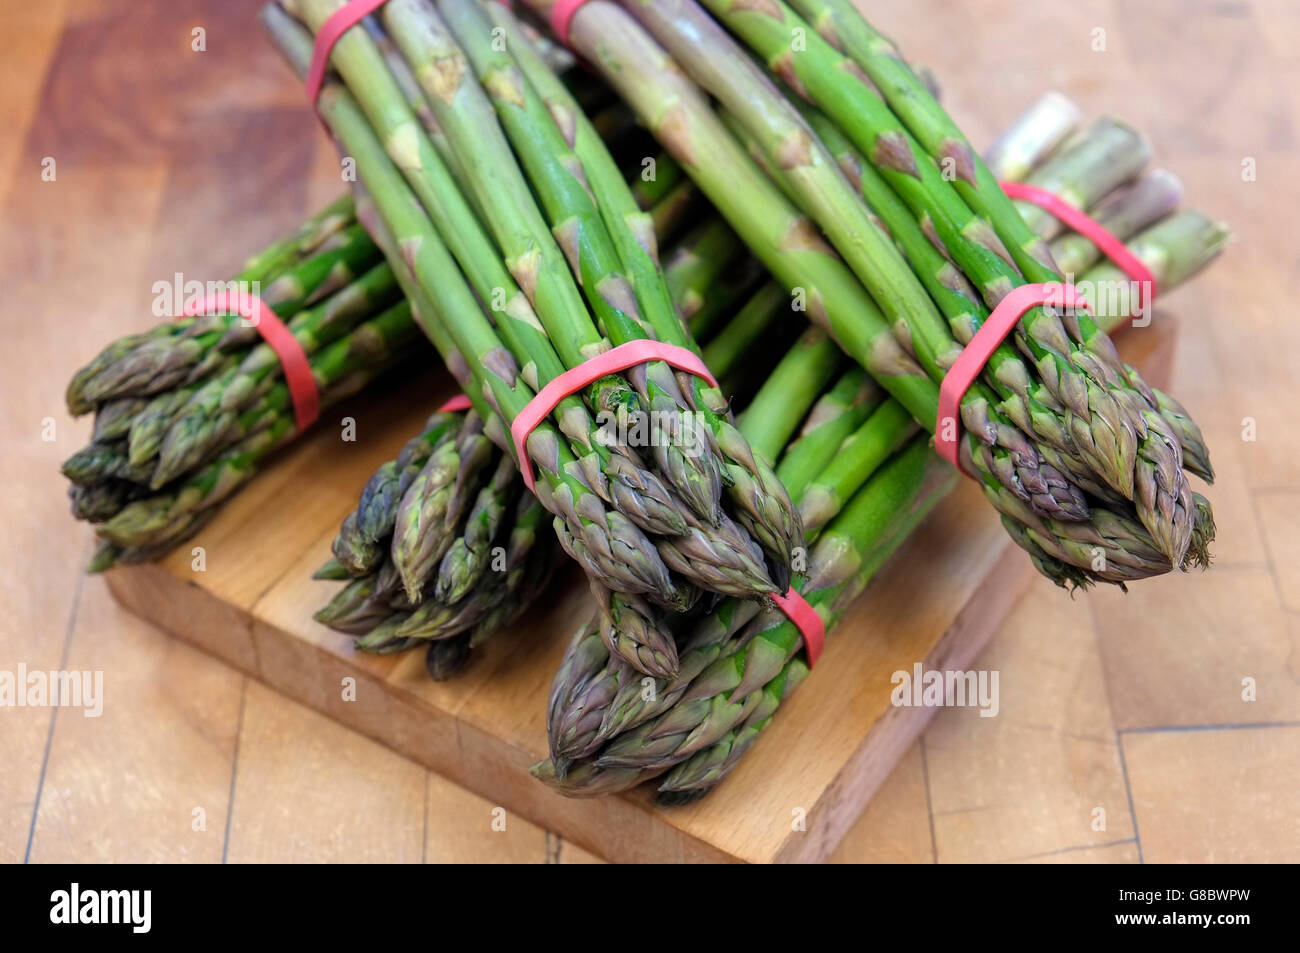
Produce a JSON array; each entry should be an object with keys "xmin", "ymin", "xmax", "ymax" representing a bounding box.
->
[
  {"xmin": 519, "ymin": 0, "xmax": 1217, "ymax": 589},
  {"xmin": 535, "ymin": 93, "xmax": 1228, "ymax": 800},
  {"xmin": 540, "ymin": 208, "xmax": 1226, "ymax": 800},
  {"xmin": 314, "ymin": 406, "xmax": 560, "ymax": 678},
  {"xmin": 62, "ymin": 197, "xmax": 427, "ymax": 570},
  {"xmin": 315, "ymin": 139, "xmax": 802, "ymax": 678},
  {"xmin": 539, "ymin": 437, "xmax": 951, "ymax": 798},
  {"xmin": 265, "ymin": 0, "xmax": 805, "ymax": 633}
]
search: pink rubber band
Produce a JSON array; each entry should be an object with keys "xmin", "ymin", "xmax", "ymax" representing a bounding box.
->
[
  {"xmin": 306, "ymin": 0, "xmax": 390, "ymax": 110},
  {"xmin": 182, "ymin": 292, "xmax": 320, "ymax": 432},
  {"xmin": 1002, "ymin": 181, "xmax": 1158, "ymax": 315},
  {"xmin": 935, "ymin": 283, "xmax": 1089, "ymax": 473},
  {"xmin": 510, "ymin": 340, "xmax": 717, "ymax": 493},
  {"xmin": 438, "ymin": 394, "xmax": 473, "ymax": 413},
  {"xmin": 549, "ymin": 0, "xmax": 589, "ymax": 46},
  {"xmin": 772, "ymin": 588, "xmax": 825, "ymax": 667}
]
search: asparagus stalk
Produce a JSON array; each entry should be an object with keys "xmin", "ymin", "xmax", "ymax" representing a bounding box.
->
[
  {"xmin": 425, "ymin": 633, "xmax": 474, "ymax": 680},
  {"xmin": 266, "ymin": 3, "xmax": 686, "ymax": 605},
  {"xmin": 1049, "ymin": 170, "xmax": 1184, "ymax": 276},
  {"xmin": 646, "ymin": 177, "xmax": 699, "ymax": 244},
  {"xmin": 335, "ymin": 412, "xmax": 463, "ymax": 574},
  {"xmin": 448, "ymin": 0, "xmax": 803, "ymax": 593},
  {"xmin": 983, "ymin": 91, "xmax": 1084, "ymax": 182},
  {"xmin": 126, "ymin": 384, "xmax": 208, "ymax": 468},
  {"xmin": 90, "ymin": 398, "xmax": 148, "ymax": 443},
  {"xmin": 772, "ymin": 0, "xmax": 1201, "ymax": 562},
  {"xmin": 774, "ymin": 367, "xmax": 884, "ymax": 500},
  {"xmin": 446, "ymin": 0, "xmax": 728, "ymax": 527},
  {"xmin": 315, "ymin": 574, "xmax": 395, "ymax": 633},
  {"xmin": 663, "ymin": 217, "xmax": 746, "ymax": 325},
  {"xmin": 434, "ymin": 453, "xmax": 520, "ymax": 604},
  {"xmin": 284, "ymin": 0, "xmax": 683, "ymax": 551},
  {"xmin": 151, "ymin": 259, "xmax": 403, "ymax": 487},
  {"xmin": 630, "ymin": 150, "xmax": 686, "ymax": 209},
  {"xmin": 68, "ymin": 480, "xmax": 145, "ymax": 523},
  {"xmin": 92, "ymin": 302, "xmax": 424, "ymax": 552},
  {"xmin": 62, "ymin": 440, "xmax": 155, "ymax": 487},
  {"xmin": 464, "ymin": 492, "xmax": 559, "ymax": 649},
  {"xmin": 613, "ymin": 0, "xmax": 1111, "ymax": 525},
  {"xmin": 389, "ymin": 415, "xmax": 487, "ymax": 602},
  {"xmin": 1006, "ymin": 118, "xmax": 1153, "ymax": 241},
  {"xmin": 735, "ymin": 327, "xmax": 843, "ymax": 461},
  {"xmin": 699, "ymin": 282, "xmax": 789, "ymax": 379}
]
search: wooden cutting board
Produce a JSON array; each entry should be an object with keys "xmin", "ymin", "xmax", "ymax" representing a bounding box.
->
[{"xmin": 103, "ymin": 322, "xmax": 1176, "ymax": 863}]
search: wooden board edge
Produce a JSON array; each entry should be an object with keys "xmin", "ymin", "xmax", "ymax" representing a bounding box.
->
[
  {"xmin": 245, "ymin": 613, "xmax": 741, "ymax": 862},
  {"xmin": 104, "ymin": 537, "xmax": 1035, "ymax": 864},
  {"xmin": 105, "ymin": 565, "xmax": 739, "ymax": 863},
  {"xmin": 772, "ymin": 540, "xmax": 1034, "ymax": 864},
  {"xmin": 105, "ymin": 547, "xmax": 1032, "ymax": 864},
  {"xmin": 105, "ymin": 563, "xmax": 260, "ymax": 674}
]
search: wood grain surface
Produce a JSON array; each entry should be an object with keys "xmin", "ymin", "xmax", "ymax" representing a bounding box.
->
[{"xmin": 2, "ymin": 0, "xmax": 1297, "ymax": 863}]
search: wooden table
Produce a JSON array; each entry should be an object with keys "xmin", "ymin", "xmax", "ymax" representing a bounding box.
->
[{"xmin": 2, "ymin": 0, "xmax": 1297, "ymax": 863}]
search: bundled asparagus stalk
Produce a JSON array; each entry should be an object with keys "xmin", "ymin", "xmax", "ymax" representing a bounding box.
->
[
  {"xmin": 257, "ymin": 0, "xmax": 821, "ymax": 696},
  {"xmin": 540, "ymin": 209, "xmax": 1225, "ymax": 799},
  {"xmin": 535, "ymin": 92, "xmax": 1228, "ymax": 799},
  {"xmin": 518, "ymin": 0, "xmax": 1217, "ymax": 590},
  {"xmin": 314, "ymin": 404, "xmax": 561, "ymax": 678},
  {"xmin": 315, "ymin": 137, "xmax": 804, "ymax": 677},
  {"xmin": 265, "ymin": 0, "xmax": 804, "ymax": 631},
  {"xmin": 62, "ymin": 197, "xmax": 430, "ymax": 571}
]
